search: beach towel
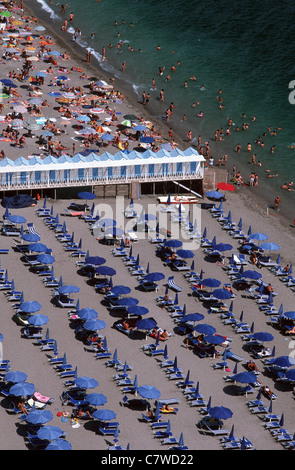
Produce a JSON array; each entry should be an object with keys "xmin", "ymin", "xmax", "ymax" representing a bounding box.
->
[{"xmin": 48, "ymin": 92, "xmax": 62, "ymax": 97}]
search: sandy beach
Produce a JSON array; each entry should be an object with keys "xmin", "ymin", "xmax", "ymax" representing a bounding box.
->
[{"xmin": 0, "ymin": 2, "xmax": 295, "ymax": 453}]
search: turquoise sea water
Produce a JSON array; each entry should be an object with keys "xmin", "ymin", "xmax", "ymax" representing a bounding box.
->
[{"xmin": 29, "ymin": 0, "xmax": 295, "ymax": 215}]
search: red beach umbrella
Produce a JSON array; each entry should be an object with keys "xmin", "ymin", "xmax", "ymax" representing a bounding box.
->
[{"xmin": 216, "ymin": 182, "xmax": 235, "ymax": 192}]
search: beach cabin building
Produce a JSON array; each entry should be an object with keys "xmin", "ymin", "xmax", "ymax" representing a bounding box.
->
[{"xmin": 0, "ymin": 147, "xmax": 205, "ymax": 199}]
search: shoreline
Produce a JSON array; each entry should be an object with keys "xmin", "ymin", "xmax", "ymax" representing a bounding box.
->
[{"xmin": 23, "ymin": 0, "xmax": 295, "ymax": 234}]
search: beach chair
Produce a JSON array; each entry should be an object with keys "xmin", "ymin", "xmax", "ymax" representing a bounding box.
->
[
  {"xmin": 27, "ymin": 223, "xmax": 41, "ymax": 238},
  {"xmin": 167, "ymin": 276, "xmax": 183, "ymax": 292}
]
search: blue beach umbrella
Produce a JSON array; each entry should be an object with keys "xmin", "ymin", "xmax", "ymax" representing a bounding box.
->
[
  {"xmin": 193, "ymin": 324, "xmax": 216, "ymax": 335},
  {"xmin": 231, "ymin": 372, "xmax": 257, "ymax": 384},
  {"xmin": 180, "ymin": 313, "xmax": 204, "ymax": 323},
  {"xmin": 85, "ymin": 393, "xmax": 107, "ymax": 406},
  {"xmin": 95, "ymin": 266, "xmax": 116, "ymax": 276},
  {"xmin": 19, "ymin": 301, "xmax": 42, "ymax": 313},
  {"xmin": 26, "ymin": 409, "xmax": 53, "ymax": 425},
  {"xmin": 208, "ymin": 406, "xmax": 233, "ymax": 420},
  {"xmin": 284, "ymin": 369, "xmax": 295, "ymax": 381},
  {"xmin": 212, "ymin": 288, "xmax": 233, "ymax": 300},
  {"xmin": 58, "ymin": 285, "xmax": 80, "ymax": 294},
  {"xmin": 77, "ymin": 308, "xmax": 98, "ymax": 320},
  {"xmin": 176, "ymin": 249, "xmax": 194, "ymax": 259},
  {"xmin": 140, "ymin": 136, "xmax": 155, "ymax": 143},
  {"xmin": 133, "ymin": 125, "xmax": 147, "ymax": 131},
  {"xmin": 271, "ymin": 356, "xmax": 295, "ymax": 368},
  {"xmin": 28, "ymin": 242, "xmax": 48, "ymax": 253},
  {"xmin": 283, "ymin": 311, "xmax": 295, "ymax": 320},
  {"xmin": 21, "ymin": 233, "xmax": 40, "ymax": 242},
  {"xmin": 214, "ymin": 243, "xmax": 233, "ymax": 252},
  {"xmin": 8, "ymin": 214, "xmax": 26, "ymax": 224},
  {"xmin": 136, "ymin": 318, "xmax": 157, "ymax": 330},
  {"xmin": 92, "ymin": 409, "xmax": 116, "ymax": 421},
  {"xmin": 101, "ymin": 134, "xmax": 114, "ymax": 141},
  {"xmin": 83, "ymin": 319, "xmax": 107, "ymax": 331},
  {"xmin": 37, "ymin": 425, "xmax": 65, "ymax": 441},
  {"xmin": 74, "ymin": 376, "xmax": 99, "ymax": 389},
  {"xmin": 201, "ymin": 278, "xmax": 221, "ymax": 288},
  {"xmin": 203, "ymin": 334, "xmax": 225, "ymax": 345},
  {"xmin": 259, "ymin": 242, "xmax": 280, "ymax": 251},
  {"xmin": 116, "ymin": 297, "xmax": 139, "ymax": 306},
  {"xmin": 110, "ymin": 285, "xmax": 131, "ymax": 295},
  {"xmin": 45, "ymin": 439, "xmax": 72, "ymax": 450},
  {"xmin": 5, "ymin": 371, "xmax": 28, "ymax": 383},
  {"xmin": 248, "ymin": 232, "xmax": 268, "ymax": 242},
  {"xmin": 37, "ymin": 253, "xmax": 55, "ymax": 265},
  {"xmin": 28, "ymin": 314, "xmax": 49, "ymax": 327},
  {"xmin": 205, "ymin": 190, "xmax": 224, "ymax": 200},
  {"xmin": 127, "ymin": 306, "xmax": 149, "ymax": 316},
  {"xmin": 85, "ymin": 256, "xmax": 106, "ymax": 266},
  {"xmin": 144, "ymin": 272, "xmax": 165, "ymax": 282},
  {"xmin": 138, "ymin": 385, "xmax": 161, "ymax": 400},
  {"xmin": 252, "ymin": 332, "xmax": 274, "ymax": 342},
  {"xmin": 164, "ymin": 239, "xmax": 183, "ymax": 248},
  {"xmin": 241, "ymin": 270, "xmax": 262, "ymax": 280},
  {"xmin": 9, "ymin": 382, "xmax": 35, "ymax": 396}
]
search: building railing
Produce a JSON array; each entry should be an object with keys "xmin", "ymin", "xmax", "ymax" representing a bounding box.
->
[{"xmin": 0, "ymin": 170, "xmax": 203, "ymax": 191}]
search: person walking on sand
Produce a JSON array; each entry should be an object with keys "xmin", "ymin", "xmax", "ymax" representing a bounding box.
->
[
  {"xmin": 187, "ymin": 130, "xmax": 192, "ymax": 143},
  {"xmin": 274, "ymin": 195, "xmax": 281, "ymax": 212}
]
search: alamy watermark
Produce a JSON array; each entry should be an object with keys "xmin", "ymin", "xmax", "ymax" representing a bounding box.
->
[
  {"xmin": 93, "ymin": 196, "xmax": 202, "ymax": 250},
  {"xmin": 288, "ymin": 80, "xmax": 295, "ymax": 104}
]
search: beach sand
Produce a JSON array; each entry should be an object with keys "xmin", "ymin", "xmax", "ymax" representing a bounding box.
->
[{"xmin": 0, "ymin": 2, "xmax": 294, "ymax": 452}]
